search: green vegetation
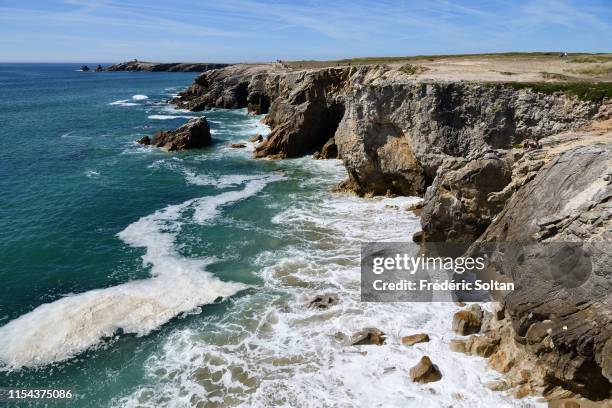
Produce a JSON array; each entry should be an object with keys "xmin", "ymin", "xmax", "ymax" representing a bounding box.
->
[
  {"xmin": 569, "ymin": 55, "xmax": 612, "ymax": 63},
  {"xmin": 492, "ymin": 82, "xmax": 612, "ymax": 102},
  {"xmin": 335, "ymin": 52, "xmax": 589, "ymax": 64},
  {"xmin": 570, "ymin": 64, "xmax": 612, "ymax": 76},
  {"xmin": 398, "ymin": 64, "xmax": 429, "ymax": 75}
]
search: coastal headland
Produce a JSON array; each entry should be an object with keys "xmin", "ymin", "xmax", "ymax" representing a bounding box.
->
[{"xmin": 151, "ymin": 52, "xmax": 611, "ymax": 402}]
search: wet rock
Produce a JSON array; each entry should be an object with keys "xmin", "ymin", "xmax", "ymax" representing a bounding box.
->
[
  {"xmin": 95, "ymin": 64, "xmax": 103, "ymax": 72},
  {"xmin": 151, "ymin": 117, "xmax": 211, "ymax": 151},
  {"xmin": 409, "ymin": 356, "xmax": 442, "ymax": 383},
  {"xmin": 401, "ymin": 333, "xmax": 430, "ymax": 346},
  {"xmin": 249, "ymin": 134, "xmax": 263, "ymax": 143},
  {"xmin": 308, "ymin": 294, "xmax": 338, "ymax": 310},
  {"xmin": 351, "ymin": 328, "xmax": 386, "ymax": 346},
  {"xmin": 229, "ymin": 142, "xmax": 247, "ymax": 148},
  {"xmin": 137, "ymin": 135, "xmax": 151, "ymax": 145},
  {"xmin": 452, "ymin": 305, "xmax": 483, "ymax": 335}
]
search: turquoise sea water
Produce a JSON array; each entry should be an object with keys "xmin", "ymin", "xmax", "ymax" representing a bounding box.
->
[{"xmin": 0, "ymin": 64, "xmax": 534, "ymax": 408}]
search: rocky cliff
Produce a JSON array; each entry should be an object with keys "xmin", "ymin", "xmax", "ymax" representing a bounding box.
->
[
  {"xmin": 173, "ymin": 63, "xmax": 612, "ymax": 400},
  {"xmin": 103, "ymin": 61, "xmax": 231, "ymax": 72}
]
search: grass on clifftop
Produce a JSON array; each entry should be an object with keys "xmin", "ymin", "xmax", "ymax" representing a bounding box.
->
[{"xmin": 493, "ymin": 82, "xmax": 612, "ymax": 102}]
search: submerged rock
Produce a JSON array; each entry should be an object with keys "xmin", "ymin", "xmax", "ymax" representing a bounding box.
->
[
  {"xmin": 149, "ymin": 117, "xmax": 211, "ymax": 151},
  {"xmin": 229, "ymin": 142, "xmax": 247, "ymax": 148},
  {"xmin": 409, "ymin": 356, "xmax": 442, "ymax": 383},
  {"xmin": 351, "ymin": 328, "xmax": 386, "ymax": 346},
  {"xmin": 137, "ymin": 135, "xmax": 151, "ymax": 145},
  {"xmin": 308, "ymin": 294, "xmax": 339, "ymax": 310}
]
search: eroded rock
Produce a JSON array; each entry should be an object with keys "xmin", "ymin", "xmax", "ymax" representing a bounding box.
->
[
  {"xmin": 401, "ymin": 333, "xmax": 430, "ymax": 346},
  {"xmin": 452, "ymin": 305, "xmax": 483, "ymax": 335},
  {"xmin": 409, "ymin": 356, "xmax": 442, "ymax": 383},
  {"xmin": 308, "ymin": 294, "xmax": 339, "ymax": 310},
  {"xmin": 351, "ymin": 328, "xmax": 386, "ymax": 346},
  {"xmin": 149, "ymin": 117, "xmax": 211, "ymax": 151}
]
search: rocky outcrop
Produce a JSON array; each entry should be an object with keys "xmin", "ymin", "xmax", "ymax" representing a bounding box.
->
[
  {"xmin": 104, "ymin": 61, "xmax": 231, "ymax": 72},
  {"xmin": 469, "ymin": 141, "xmax": 612, "ymax": 400},
  {"xmin": 173, "ymin": 63, "xmax": 611, "ymax": 400},
  {"xmin": 140, "ymin": 117, "xmax": 211, "ymax": 151}
]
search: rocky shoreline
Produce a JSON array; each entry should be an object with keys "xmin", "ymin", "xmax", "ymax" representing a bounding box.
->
[{"xmin": 168, "ymin": 63, "xmax": 611, "ymax": 402}]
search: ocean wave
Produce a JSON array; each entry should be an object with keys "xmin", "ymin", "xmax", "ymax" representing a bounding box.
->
[
  {"xmin": 114, "ymin": 164, "xmax": 538, "ymax": 407},
  {"xmin": 109, "ymin": 100, "xmax": 138, "ymax": 107},
  {"xmin": 147, "ymin": 115, "xmax": 194, "ymax": 120},
  {"xmin": 132, "ymin": 94, "xmax": 149, "ymax": 101},
  {"xmin": 0, "ymin": 177, "xmax": 283, "ymax": 370}
]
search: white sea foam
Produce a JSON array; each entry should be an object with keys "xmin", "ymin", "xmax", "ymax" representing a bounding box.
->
[
  {"xmin": 109, "ymin": 100, "xmax": 138, "ymax": 107},
  {"xmin": 147, "ymin": 115, "xmax": 194, "ymax": 120},
  {"xmin": 132, "ymin": 94, "xmax": 149, "ymax": 101},
  {"xmin": 0, "ymin": 177, "xmax": 282, "ymax": 370},
  {"xmin": 115, "ymin": 159, "xmax": 543, "ymax": 408}
]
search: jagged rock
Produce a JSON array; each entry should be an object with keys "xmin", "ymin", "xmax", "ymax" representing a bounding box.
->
[
  {"xmin": 409, "ymin": 356, "xmax": 442, "ymax": 383},
  {"xmin": 313, "ymin": 138, "xmax": 339, "ymax": 159},
  {"xmin": 137, "ymin": 135, "xmax": 151, "ymax": 145},
  {"xmin": 229, "ymin": 142, "xmax": 247, "ymax": 148},
  {"xmin": 475, "ymin": 144, "xmax": 612, "ymax": 400},
  {"xmin": 95, "ymin": 64, "xmax": 103, "ymax": 72},
  {"xmin": 151, "ymin": 117, "xmax": 211, "ymax": 151},
  {"xmin": 80, "ymin": 65, "xmax": 90, "ymax": 71},
  {"xmin": 249, "ymin": 134, "xmax": 264, "ymax": 143},
  {"xmin": 420, "ymin": 151, "xmax": 513, "ymax": 242},
  {"xmin": 401, "ymin": 333, "xmax": 429, "ymax": 346},
  {"xmin": 308, "ymin": 294, "xmax": 338, "ymax": 310},
  {"xmin": 452, "ymin": 305, "xmax": 483, "ymax": 335},
  {"xmin": 351, "ymin": 328, "xmax": 386, "ymax": 346}
]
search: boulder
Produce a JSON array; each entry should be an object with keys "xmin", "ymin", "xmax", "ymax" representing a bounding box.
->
[
  {"xmin": 249, "ymin": 134, "xmax": 264, "ymax": 143},
  {"xmin": 151, "ymin": 117, "xmax": 211, "ymax": 151},
  {"xmin": 95, "ymin": 64, "xmax": 103, "ymax": 72},
  {"xmin": 351, "ymin": 328, "xmax": 386, "ymax": 346},
  {"xmin": 230, "ymin": 142, "xmax": 247, "ymax": 148},
  {"xmin": 308, "ymin": 294, "xmax": 339, "ymax": 310},
  {"xmin": 401, "ymin": 333, "xmax": 430, "ymax": 346},
  {"xmin": 409, "ymin": 356, "xmax": 442, "ymax": 383},
  {"xmin": 452, "ymin": 305, "xmax": 483, "ymax": 335}
]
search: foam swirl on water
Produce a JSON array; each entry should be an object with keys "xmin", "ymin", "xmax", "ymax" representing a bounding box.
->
[{"xmin": 0, "ymin": 176, "xmax": 282, "ymax": 370}]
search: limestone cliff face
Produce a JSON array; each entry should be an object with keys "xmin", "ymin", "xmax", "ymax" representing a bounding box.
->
[{"xmin": 174, "ymin": 64, "xmax": 611, "ymax": 399}]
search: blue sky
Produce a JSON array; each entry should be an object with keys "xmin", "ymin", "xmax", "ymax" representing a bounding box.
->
[{"xmin": 0, "ymin": 0, "xmax": 610, "ymax": 62}]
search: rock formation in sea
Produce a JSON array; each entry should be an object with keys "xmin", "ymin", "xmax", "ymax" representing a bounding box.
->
[
  {"xmin": 139, "ymin": 117, "xmax": 211, "ymax": 151},
  {"xmin": 172, "ymin": 62, "xmax": 612, "ymax": 401},
  {"xmin": 103, "ymin": 60, "xmax": 231, "ymax": 72}
]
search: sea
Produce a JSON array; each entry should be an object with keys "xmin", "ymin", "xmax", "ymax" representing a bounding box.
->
[{"xmin": 0, "ymin": 63, "xmax": 541, "ymax": 407}]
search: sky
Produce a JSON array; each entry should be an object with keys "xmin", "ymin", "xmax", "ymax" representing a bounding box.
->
[{"xmin": 0, "ymin": 0, "xmax": 610, "ymax": 62}]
